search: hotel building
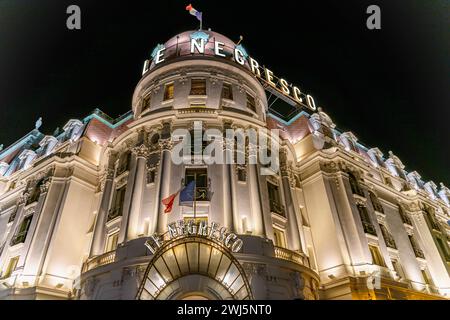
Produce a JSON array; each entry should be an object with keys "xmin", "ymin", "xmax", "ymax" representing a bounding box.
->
[{"xmin": 0, "ymin": 30, "xmax": 449, "ymax": 300}]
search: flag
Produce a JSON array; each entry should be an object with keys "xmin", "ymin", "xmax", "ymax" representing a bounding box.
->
[
  {"xmin": 179, "ymin": 180, "xmax": 196, "ymax": 207},
  {"xmin": 186, "ymin": 4, "xmax": 202, "ymax": 22},
  {"xmin": 162, "ymin": 191, "xmax": 180, "ymax": 214},
  {"xmin": 161, "ymin": 181, "xmax": 197, "ymax": 213}
]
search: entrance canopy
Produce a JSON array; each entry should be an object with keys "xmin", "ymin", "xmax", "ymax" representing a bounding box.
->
[{"xmin": 136, "ymin": 236, "xmax": 253, "ymax": 300}]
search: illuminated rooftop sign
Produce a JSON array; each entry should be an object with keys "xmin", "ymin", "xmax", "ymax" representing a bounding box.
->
[{"xmin": 142, "ymin": 32, "xmax": 317, "ymax": 112}]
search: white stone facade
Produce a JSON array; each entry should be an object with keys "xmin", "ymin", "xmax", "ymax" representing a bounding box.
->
[{"xmin": 0, "ymin": 30, "xmax": 448, "ymax": 300}]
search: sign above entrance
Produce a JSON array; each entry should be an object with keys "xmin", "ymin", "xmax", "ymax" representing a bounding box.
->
[
  {"xmin": 142, "ymin": 31, "xmax": 318, "ymax": 112},
  {"xmin": 145, "ymin": 220, "xmax": 244, "ymax": 254}
]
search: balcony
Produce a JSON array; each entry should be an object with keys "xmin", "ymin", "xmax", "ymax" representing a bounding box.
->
[
  {"xmin": 269, "ymin": 200, "xmax": 285, "ymax": 216},
  {"xmin": 83, "ymin": 250, "xmax": 116, "ymax": 272},
  {"xmin": 10, "ymin": 231, "xmax": 27, "ymax": 246},
  {"xmin": 274, "ymin": 246, "xmax": 310, "ymax": 268}
]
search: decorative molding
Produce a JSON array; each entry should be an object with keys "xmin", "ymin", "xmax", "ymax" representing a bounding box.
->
[
  {"xmin": 131, "ymin": 144, "xmax": 150, "ymax": 159},
  {"xmin": 159, "ymin": 139, "xmax": 173, "ymax": 151}
]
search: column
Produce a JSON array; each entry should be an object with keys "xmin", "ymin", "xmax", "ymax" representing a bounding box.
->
[
  {"xmin": 280, "ymin": 148, "xmax": 301, "ymax": 251},
  {"xmin": 126, "ymin": 144, "xmax": 150, "ymax": 241},
  {"xmin": 156, "ymin": 139, "xmax": 173, "ymax": 234},
  {"xmin": 223, "ymin": 134, "xmax": 235, "ymax": 231},
  {"xmin": 248, "ymin": 144, "xmax": 265, "ymax": 236},
  {"xmin": 90, "ymin": 156, "xmax": 116, "ymax": 256}
]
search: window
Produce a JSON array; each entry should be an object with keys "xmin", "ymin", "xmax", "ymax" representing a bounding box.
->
[
  {"xmin": 221, "ymin": 83, "xmax": 233, "ymax": 100},
  {"xmin": 435, "ymin": 237, "xmax": 450, "ymax": 261},
  {"xmin": 267, "ymin": 182, "xmax": 284, "ymax": 216},
  {"xmin": 357, "ymin": 205, "xmax": 376, "ymax": 236},
  {"xmin": 117, "ymin": 151, "xmax": 131, "ymax": 175},
  {"xmin": 105, "ymin": 232, "xmax": 119, "ymax": 252},
  {"xmin": 273, "ymin": 228, "xmax": 287, "ymax": 248},
  {"xmin": 142, "ymin": 95, "xmax": 151, "ymax": 112},
  {"xmin": 421, "ymin": 268, "xmax": 433, "ymax": 286},
  {"xmin": 2, "ymin": 256, "xmax": 19, "ymax": 279},
  {"xmin": 246, "ymin": 93, "xmax": 256, "ymax": 112},
  {"xmin": 108, "ymin": 186, "xmax": 126, "ymax": 221},
  {"xmin": 163, "ymin": 83, "xmax": 174, "ymax": 101},
  {"xmin": 190, "ymin": 79, "xmax": 206, "ymax": 96},
  {"xmin": 369, "ymin": 245, "xmax": 386, "ymax": 267},
  {"xmin": 348, "ymin": 172, "xmax": 364, "ymax": 197},
  {"xmin": 190, "ymin": 129, "xmax": 207, "ymax": 156},
  {"xmin": 237, "ymin": 167, "xmax": 247, "ymax": 182},
  {"xmin": 391, "ymin": 259, "xmax": 404, "ymax": 278},
  {"xmin": 27, "ymin": 178, "xmax": 45, "ymax": 205},
  {"xmin": 398, "ymin": 206, "xmax": 412, "ymax": 225},
  {"xmin": 380, "ymin": 224, "xmax": 396, "ymax": 249},
  {"xmin": 424, "ymin": 207, "xmax": 440, "ymax": 231},
  {"xmin": 185, "ymin": 168, "xmax": 208, "ymax": 201},
  {"xmin": 8, "ymin": 207, "xmax": 18, "ymax": 223},
  {"xmin": 369, "ymin": 191, "xmax": 384, "ymax": 213},
  {"xmin": 409, "ymin": 235, "xmax": 425, "ymax": 259},
  {"xmin": 11, "ymin": 214, "xmax": 33, "ymax": 246},
  {"xmin": 321, "ymin": 125, "xmax": 335, "ymax": 140}
]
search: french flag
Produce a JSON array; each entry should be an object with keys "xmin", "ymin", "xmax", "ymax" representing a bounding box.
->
[
  {"xmin": 186, "ymin": 4, "xmax": 202, "ymax": 22},
  {"xmin": 162, "ymin": 181, "xmax": 196, "ymax": 214}
]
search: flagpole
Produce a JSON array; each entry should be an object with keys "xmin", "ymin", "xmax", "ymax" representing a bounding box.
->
[{"xmin": 193, "ymin": 175, "xmax": 197, "ymax": 221}]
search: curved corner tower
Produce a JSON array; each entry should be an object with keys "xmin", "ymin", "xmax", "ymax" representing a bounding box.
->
[{"xmin": 78, "ymin": 29, "xmax": 319, "ymax": 300}]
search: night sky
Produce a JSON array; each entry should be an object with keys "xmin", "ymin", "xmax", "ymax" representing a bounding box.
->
[{"xmin": 0, "ymin": 1, "xmax": 448, "ymax": 185}]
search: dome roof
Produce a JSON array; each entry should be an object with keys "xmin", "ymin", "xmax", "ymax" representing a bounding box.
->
[{"xmin": 148, "ymin": 30, "xmax": 244, "ymax": 70}]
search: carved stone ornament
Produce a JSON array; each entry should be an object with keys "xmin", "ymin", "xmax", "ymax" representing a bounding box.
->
[
  {"xmin": 319, "ymin": 161, "xmax": 339, "ymax": 174},
  {"xmin": 159, "ymin": 139, "xmax": 173, "ymax": 151},
  {"xmin": 132, "ymin": 144, "xmax": 150, "ymax": 159},
  {"xmin": 39, "ymin": 179, "xmax": 52, "ymax": 193},
  {"xmin": 18, "ymin": 192, "xmax": 30, "ymax": 206}
]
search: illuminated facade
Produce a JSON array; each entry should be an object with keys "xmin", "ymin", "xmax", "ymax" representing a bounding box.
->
[{"xmin": 0, "ymin": 30, "xmax": 449, "ymax": 300}]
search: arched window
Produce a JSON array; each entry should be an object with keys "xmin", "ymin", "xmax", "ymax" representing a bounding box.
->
[{"xmin": 348, "ymin": 172, "xmax": 364, "ymax": 197}]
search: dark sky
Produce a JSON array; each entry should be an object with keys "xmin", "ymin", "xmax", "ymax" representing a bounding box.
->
[{"xmin": 0, "ymin": 1, "xmax": 448, "ymax": 185}]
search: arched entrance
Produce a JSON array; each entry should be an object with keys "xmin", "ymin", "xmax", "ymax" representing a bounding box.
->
[{"xmin": 136, "ymin": 236, "xmax": 253, "ymax": 300}]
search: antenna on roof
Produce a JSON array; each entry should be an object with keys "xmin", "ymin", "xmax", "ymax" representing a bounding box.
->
[{"xmin": 236, "ymin": 35, "xmax": 243, "ymax": 45}]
